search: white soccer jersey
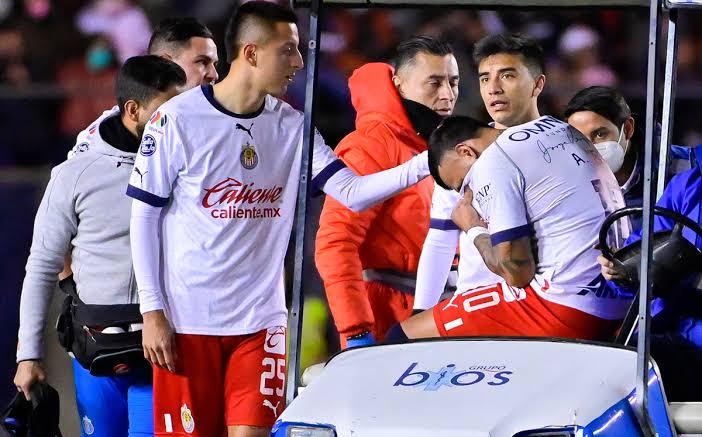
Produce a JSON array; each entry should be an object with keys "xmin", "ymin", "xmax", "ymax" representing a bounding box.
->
[
  {"xmin": 465, "ymin": 116, "xmax": 631, "ymax": 319},
  {"xmin": 428, "ymin": 184, "xmax": 503, "ymax": 291},
  {"xmin": 127, "ymin": 85, "xmax": 342, "ymax": 335}
]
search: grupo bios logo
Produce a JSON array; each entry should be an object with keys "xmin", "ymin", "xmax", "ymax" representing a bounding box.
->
[{"xmin": 393, "ymin": 362, "xmax": 513, "ymax": 391}]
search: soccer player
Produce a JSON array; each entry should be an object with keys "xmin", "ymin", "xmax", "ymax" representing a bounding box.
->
[
  {"xmin": 314, "ymin": 36, "xmax": 458, "ymax": 349},
  {"xmin": 387, "ymin": 115, "xmax": 630, "ymax": 342},
  {"xmin": 68, "ymin": 17, "xmax": 218, "ymax": 159},
  {"xmin": 413, "ymin": 34, "xmax": 546, "ymax": 311},
  {"xmin": 14, "ymin": 56, "xmax": 186, "ymax": 437},
  {"xmin": 126, "ymin": 2, "xmax": 431, "ymax": 436}
]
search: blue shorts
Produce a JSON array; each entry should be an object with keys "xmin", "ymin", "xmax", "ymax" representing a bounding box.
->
[{"xmin": 72, "ymin": 358, "xmax": 153, "ymax": 437}]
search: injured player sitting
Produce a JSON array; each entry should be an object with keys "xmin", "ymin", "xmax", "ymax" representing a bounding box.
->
[{"xmin": 385, "ymin": 115, "xmax": 632, "ymax": 343}]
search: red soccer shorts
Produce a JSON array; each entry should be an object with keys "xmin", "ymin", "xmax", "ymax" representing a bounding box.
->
[
  {"xmin": 152, "ymin": 327, "xmax": 286, "ymax": 436},
  {"xmin": 433, "ymin": 280, "xmax": 620, "ymax": 341}
]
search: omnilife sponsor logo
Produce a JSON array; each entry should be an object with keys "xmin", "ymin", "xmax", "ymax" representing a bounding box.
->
[{"xmin": 202, "ymin": 177, "xmax": 283, "ymax": 219}]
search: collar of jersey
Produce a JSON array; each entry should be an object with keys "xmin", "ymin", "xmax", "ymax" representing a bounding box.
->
[{"xmin": 201, "ymin": 84, "xmax": 265, "ymax": 119}]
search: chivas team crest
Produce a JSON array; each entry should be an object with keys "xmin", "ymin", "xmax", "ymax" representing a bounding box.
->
[
  {"xmin": 180, "ymin": 403, "xmax": 195, "ymax": 434},
  {"xmin": 240, "ymin": 143, "xmax": 259, "ymax": 170}
]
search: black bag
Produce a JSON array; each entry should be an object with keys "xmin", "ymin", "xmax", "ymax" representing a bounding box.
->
[
  {"xmin": 56, "ymin": 276, "xmax": 148, "ymax": 377},
  {"xmin": 0, "ymin": 382, "xmax": 61, "ymax": 437}
]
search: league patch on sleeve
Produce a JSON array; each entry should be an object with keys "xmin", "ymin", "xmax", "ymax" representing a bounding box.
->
[
  {"xmin": 140, "ymin": 135, "xmax": 157, "ymax": 157},
  {"xmin": 149, "ymin": 111, "xmax": 168, "ymax": 128}
]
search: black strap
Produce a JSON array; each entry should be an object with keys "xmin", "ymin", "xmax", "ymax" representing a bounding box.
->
[
  {"xmin": 73, "ymin": 304, "xmax": 142, "ymax": 326},
  {"xmin": 58, "ymin": 276, "xmax": 142, "ymax": 325}
]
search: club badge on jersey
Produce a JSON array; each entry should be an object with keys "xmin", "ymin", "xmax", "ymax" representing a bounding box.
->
[
  {"xmin": 241, "ymin": 143, "xmax": 259, "ymax": 170},
  {"xmin": 180, "ymin": 403, "xmax": 195, "ymax": 434}
]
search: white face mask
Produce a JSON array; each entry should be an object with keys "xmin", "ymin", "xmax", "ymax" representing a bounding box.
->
[{"xmin": 594, "ymin": 124, "xmax": 627, "ymax": 173}]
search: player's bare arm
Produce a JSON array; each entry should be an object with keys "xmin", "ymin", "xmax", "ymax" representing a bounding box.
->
[
  {"xmin": 451, "ymin": 188, "xmax": 535, "ymax": 288},
  {"xmin": 473, "ymin": 235, "xmax": 534, "ymax": 288}
]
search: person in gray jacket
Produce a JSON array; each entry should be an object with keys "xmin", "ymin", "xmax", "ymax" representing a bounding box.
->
[{"xmin": 13, "ymin": 56, "xmax": 186, "ymax": 437}]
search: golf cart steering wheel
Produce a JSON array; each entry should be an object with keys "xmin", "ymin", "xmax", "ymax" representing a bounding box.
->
[{"xmin": 599, "ymin": 206, "xmax": 702, "ymax": 289}]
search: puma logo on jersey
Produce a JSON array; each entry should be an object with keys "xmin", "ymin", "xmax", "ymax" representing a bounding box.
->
[
  {"xmin": 134, "ymin": 167, "xmax": 148, "ymax": 184},
  {"xmin": 236, "ymin": 122, "xmax": 254, "ymax": 140},
  {"xmin": 262, "ymin": 399, "xmax": 280, "ymax": 417}
]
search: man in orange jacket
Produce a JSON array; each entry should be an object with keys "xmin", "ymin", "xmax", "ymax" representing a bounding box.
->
[{"xmin": 315, "ymin": 36, "xmax": 460, "ymax": 348}]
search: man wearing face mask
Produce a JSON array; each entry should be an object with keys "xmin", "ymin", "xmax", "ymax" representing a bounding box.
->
[
  {"xmin": 315, "ymin": 36, "xmax": 459, "ymax": 348},
  {"xmin": 14, "ymin": 56, "xmax": 186, "ymax": 437},
  {"xmin": 57, "ymin": 38, "xmax": 119, "ymax": 140},
  {"xmin": 565, "ymin": 86, "xmax": 690, "ymax": 230},
  {"xmin": 564, "ymin": 87, "xmax": 639, "ymax": 222}
]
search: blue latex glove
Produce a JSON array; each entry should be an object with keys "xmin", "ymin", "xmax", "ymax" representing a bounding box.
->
[{"xmin": 346, "ymin": 332, "xmax": 375, "ymax": 348}]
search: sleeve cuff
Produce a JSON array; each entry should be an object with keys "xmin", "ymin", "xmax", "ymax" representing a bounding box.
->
[
  {"xmin": 138, "ymin": 289, "xmax": 165, "ymax": 314},
  {"xmin": 490, "ymin": 224, "xmax": 531, "ymax": 246},
  {"xmin": 127, "ymin": 184, "xmax": 169, "ymax": 207},
  {"xmin": 429, "ymin": 218, "xmax": 460, "ymax": 231},
  {"xmin": 311, "ymin": 159, "xmax": 346, "ymax": 195},
  {"xmin": 16, "ymin": 345, "xmax": 42, "ymax": 363}
]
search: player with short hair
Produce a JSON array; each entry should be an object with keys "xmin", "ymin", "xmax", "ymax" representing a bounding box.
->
[
  {"xmin": 387, "ymin": 115, "xmax": 629, "ymax": 342},
  {"xmin": 127, "ymin": 2, "xmax": 432, "ymax": 436},
  {"xmin": 473, "ymin": 33, "xmax": 545, "ymax": 129},
  {"xmin": 14, "ymin": 55, "xmax": 186, "ymax": 437},
  {"xmin": 413, "ymin": 34, "xmax": 547, "ymax": 311},
  {"xmin": 314, "ymin": 35, "xmax": 458, "ymax": 349},
  {"xmin": 147, "ymin": 17, "xmax": 219, "ymax": 91}
]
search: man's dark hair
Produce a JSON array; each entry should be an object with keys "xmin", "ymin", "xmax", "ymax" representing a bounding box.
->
[
  {"xmin": 563, "ymin": 86, "xmax": 631, "ymax": 127},
  {"xmin": 393, "ymin": 36, "xmax": 453, "ymax": 72},
  {"xmin": 428, "ymin": 116, "xmax": 492, "ymax": 191},
  {"xmin": 224, "ymin": 1, "xmax": 298, "ymax": 63},
  {"xmin": 148, "ymin": 18, "xmax": 214, "ymax": 55},
  {"xmin": 472, "ymin": 33, "xmax": 545, "ymax": 78},
  {"xmin": 116, "ymin": 55, "xmax": 186, "ymax": 112}
]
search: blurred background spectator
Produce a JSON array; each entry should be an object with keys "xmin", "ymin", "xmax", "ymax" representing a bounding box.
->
[{"xmin": 2, "ymin": 0, "xmax": 702, "ymax": 413}]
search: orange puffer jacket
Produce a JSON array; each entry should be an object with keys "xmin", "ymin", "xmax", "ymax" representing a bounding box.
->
[{"xmin": 315, "ymin": 63, "xmax": 434, "ymax": 337}]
